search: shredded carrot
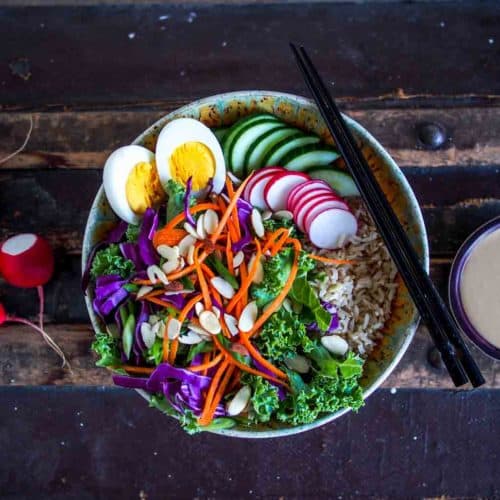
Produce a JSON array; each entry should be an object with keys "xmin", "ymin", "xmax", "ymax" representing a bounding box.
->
[
  {"xmin": 194, "ymin": 246, "xmax": 212, "ymax": 309},
  {"xmin": 308, "ymin": 254, "xmax": 355, "ymax": 265},
  {"xmin": 226, "ymin": 234, "xmax": 234, "ymax": 273},
  {"xmin": 262, "ymin": 228, "xmax": 289, "ymax": 254},
  {"xmin": 190, "ymin": 353, "xmax": 223, "ymax": 373},
  {"xmin": 247, "ymin": 238, "xmax": 302, "ymax": 337},
  {"xmin": 225, "ymin": 176, "xmax": 242, "ymax": 241},
  {"xmin": 154, "ymin": 202, "xmax": 221, "ymax": 241},
  {"xmin": 270, "ymin": 229, "xmax": 291, "ymax": 256},
  {"xmin": 234, "ymin": 261, "xmax": 247, "ymax": 317},
  {"xmin": 226, "ymin": 239, "xmax": 261, "ymax": 314},
  {"xmin": 227, "ymin": 371, "xmax": 241, "ymax": 393},
  {"xmin": 123, "ymin": 365, "xmax": 154, "ymax": 375},
  {"xmin": 201, "ymin": 263, "xmax": 215, "ymax": 279},
  {"xmin": 140, "ymin": 289, "xmax": 169, "ymax": 300},
  {"xmin": 198, "ymin": 359, "xmax": 230, "ymax": 425},
  {"xmin": 200, "ymin": 364, "xmax": 235, "ymax": 426},
  {"xmin": 162, "ymin": 321, "xmax": 170, "ymax": 362},
  {"xmin": 145, "ymin": 296, "xmax": 179, "ymax": 309},
  {"xmin": 238, "ymin": 334, "xmax": 287, "ymax": 379},
  {"xmin": 153, "ymin": 228, "xmax": 187, "ymax": 248},
  {"xmin": 213, "ymin": 335, "xmax": 290, "ymax": 389},
  {"xmin": 210, "ymin": 174, "xmax": 253, "ymax": 244}
]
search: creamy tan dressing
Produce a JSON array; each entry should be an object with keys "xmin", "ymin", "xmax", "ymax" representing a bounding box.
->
[{"xmin": 460, "ymin": 228, "xmax": 500, "ymax": 348}]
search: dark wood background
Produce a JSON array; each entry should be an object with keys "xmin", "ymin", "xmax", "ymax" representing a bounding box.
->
[{"xmin": 1, "ymin": 1, "xmax": 499, "ymax": 498}]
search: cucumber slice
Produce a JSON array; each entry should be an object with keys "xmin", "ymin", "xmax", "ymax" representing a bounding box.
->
[
  {"xmin": 281, "ymin": 144, "xmax": 340, "ymax": 171},
  {"xmin": 213, "ymin": 127, "xmax": 228, "ymax": 142},
  {"xmin": 306, "ymin": 167, "xmax": 360, "ymax": 197},
  {"xmin": 230, "ymin": 119, "xmax": 283, "ymax": 176},
  {"xmin": 262, "ymin": 134, "xmax": 320, "ymax": 166},
  {"xmin": 222, "ymin": 113, "xmax": 278, "ymax": 165},
  {"xmin": 244, "ymin": 126, "xmax": 299, "ymax": 173},
  {"xmin": 122, "ymin": 313, "xmax": 136, "ymax": 360}
]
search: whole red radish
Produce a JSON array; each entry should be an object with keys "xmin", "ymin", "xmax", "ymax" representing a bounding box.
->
[
  {"xmin": 0, "ymin": 233, "xmax": 54, "ymax": 288},
  {"xmin": 0, "ymin": 302, "xmax": 6, "ymax": 325}
]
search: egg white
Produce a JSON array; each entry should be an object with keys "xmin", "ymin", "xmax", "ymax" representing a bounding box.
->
[
  {"xmin": 155, "ymin": 118, "xmax": 226, "ymax": 195},
  {"xmin": 103, "ymin": 145, "xmax": 155, "ymax": 224}
]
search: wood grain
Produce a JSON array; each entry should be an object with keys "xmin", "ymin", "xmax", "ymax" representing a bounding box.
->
[
  {"xmin": 3, "ymin": 107, "xmax": 500, "ymax": 169},
  {"xmin": 0, "ymin": 3, "xmax": 499, "ymax": 108},
  {"xmin": 0, "ymin": 322, "xmax": 498, "ymax": 388}
]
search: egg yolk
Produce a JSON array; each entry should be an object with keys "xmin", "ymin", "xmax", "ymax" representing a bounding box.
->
[
  {"xmin": 169, "ymin": 142, "xmax": 215, "ymax": 191},
  {"xmin": 126, "ymin": 161, "xmax": 164, "ymax": 215}
]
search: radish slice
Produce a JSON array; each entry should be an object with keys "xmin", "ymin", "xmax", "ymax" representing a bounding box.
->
[
  {"xmin": 295, "ymin": 193, "xmax": 346, "ymax": 232},
  {"xmin": 243, "ymin": 166, "xmax": 284, "ymax": 201},
  {"xmin": 264, "ymin": 171, "xmax": 310, "ymax": 211},
  {"xmin": 304, "ymin": 199, "xmax": 350, "ymax": 232},
  {"xmin": 248, "ymin": 172, "xmax": 281, "ymax": 209},
  {"xmin": 0, "ymin": 233, "xmax": 54, "ymax": 288},
  {"xmin": 307, "ymin": 208, "xmax": 358, "ymax": 249},
  {"xmin": 291, "ymin": 188, "xmax": 343, "ymax": 215},
  {"xmin": 287, "ymin": 180, "xmax": 333, "ymax": 211}
]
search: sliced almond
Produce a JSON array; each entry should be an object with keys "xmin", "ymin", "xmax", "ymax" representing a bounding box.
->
[
  {"xmin": 210, "ymin": 276, "xmax": 235, "ymax": 299},
  {"xmin": 199, "ymin": 310, "xmax": 222, "ymax": 335},
  {"xmin": 238, "ymin": 301, "xmax": 258, "ymax": 333},
  {"xmin": 226, "ymin": 386, "xmax": 251, "ymax": 417},
  {"xmin": 261, "ymin": 210, "xmax": 272, "ymax": 221},
  {"xmin": 184, "ymin": 222, "xmax": 200, "ymax": 240},
  {"xmin": 148, "ymin": 314, "xmax": 160, "ymax": 325},
  {"xmin": 177, "ymin": 256, "xmax": 185, "ymax": 270},
  {"xmin": 157, "ymin": 244, "xmax": 180, "ymax": 261},
  {"xmin": 196, "ymin": 214, "xmax": 207, "ymax": 239},
  {"xmin": 140, "ymin": 322, "xmax": 156, "ymax": 348},
  {"xmin": 152, "ymin": 321, "xmax": 165, "ymax": 338},
  {"xmin": 161, "ymin": 258, "xmax": 179, "ymax": 275},
  {"xmin": 167, "ymin": 318, "xmax": 181, "ymax": 340},
  {"xmin": 203, "ymin": 209, "xmax": 219, "ymax": 235},
  {"xmin": 273, "ymin": 210, "xmax": 293, "ymax": 220},
  {"xmin": 282, "ymin": 298, "xmax": 293, "ymax": 313},
  {"xmin": 194, "ymin": 302, "xmax": 204, "ymax": 317},
  {"xmin": 233, "ymin": 251, "xmax": 245, "ymax": 268},
  {"xmin": 212, "ymin": 306, "xmax": 221, "ymax": 319},
  {"xmin": 137, "ymin": 285, "xmax": 153, "ymax": 299},
  {"xmin": 251, "ymin": 208, "xmax": 265, "ymax": 238},
  {"xmin": 227, "ymin": 171, "xmax": 242, "ymax": 185},
  {"xmin": 178, "ymin": 330, "xmax": 203, "ymax": 345},
  {"xmin": 187, "ymin": 244, "xmax": 195, "ymax": 265},
  {"xmin": 224, "ymin": 313, "xmax": 239, "ymax": 337},
  {"xmin": 187, "ymin": 323, "xmax": 213, "ymax": 339},
  {"xmin": 284, "ymin": 355, "xmax": 310, "ymax": 374},
  {"xmin": 321, "ymin": 335, "xmax": 349, "ymax": 356},
  {"xmin": 178, "ymin": 234, "xmax": 197, "ymax": 256},
  {"xmin": 248, "ymin": 254, "xmax": 264, "ymax": 284},
  {"xmin": 147, "ymin": 265, "xmax": 169, "ymax": 285}
]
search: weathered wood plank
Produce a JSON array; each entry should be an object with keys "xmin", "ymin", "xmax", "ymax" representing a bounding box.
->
[
  {"xmin": 0, "ymin": 322, "xmax": 497, "ymax": 388},
  {"xmin": 0, "ymin": 3, "xmax": 499, "ymax": 109},
  {"xmin": 1, "ymin": 168, "xmax": 498, "ymax": 255},
  {"xmin": 2, "ymin": 107, "xmax": 500, "ymax": 169}
]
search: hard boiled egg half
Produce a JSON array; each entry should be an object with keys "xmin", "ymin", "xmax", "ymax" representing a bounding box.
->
[
  {"xmin": 103, "ymin": 145, "xmax": 165, "ymax": 224},
  {"xmin": 155, "ymin": 118, "xmax": 226, "ymax": 194}
]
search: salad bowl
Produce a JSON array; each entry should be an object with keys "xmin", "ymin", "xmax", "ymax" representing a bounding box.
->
[{"xmin": 82, "ymin": 91, "xmax": 429, "ymax": 438}]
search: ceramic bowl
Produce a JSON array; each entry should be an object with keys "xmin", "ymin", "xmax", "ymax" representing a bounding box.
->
[{"xmin": 82, "ymin": 91, "xmax": 429, "ymax": 438}]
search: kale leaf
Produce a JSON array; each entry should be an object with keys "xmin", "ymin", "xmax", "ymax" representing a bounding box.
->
[
  {"xmin": 90, "ymin": 244, "xmax": 135, "ymax": 279},
  {"xmin": 91, "ymin": 332, "xmax": 121, "ymax": 367}
]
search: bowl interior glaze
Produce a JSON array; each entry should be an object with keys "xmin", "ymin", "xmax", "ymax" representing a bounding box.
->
[{"xmin": 82, "ymin": 91, "xmax": 429, "ymax": 438}]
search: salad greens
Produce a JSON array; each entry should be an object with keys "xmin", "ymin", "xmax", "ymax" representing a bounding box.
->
[
  {"xmin": 91, "ymin": 331, "xmax": 121, "ymax": 367},
  {"xmin": 165, "ymin": 179, "xmax": 188, "ymax": 222},
  {"xmin": 90, "ymin": 244, "xmax": 135, "ymax": 280},
  {"xmin": 242, "ymin": 373, "xmax": 280, "ymax": 423}
]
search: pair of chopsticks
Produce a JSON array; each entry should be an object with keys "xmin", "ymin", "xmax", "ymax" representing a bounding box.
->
[{"xmin": 290, "ymin": 43, "xmax": 484, "ymax": 387}]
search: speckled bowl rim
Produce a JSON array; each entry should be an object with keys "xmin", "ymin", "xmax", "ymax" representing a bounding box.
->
[
  {"xmin": 82, "ymin": 90, "xmax": 429, "ymax": 439},
  {"xmin": 449, "ymin": 215, "xmax": 500, "ymax": 361}
]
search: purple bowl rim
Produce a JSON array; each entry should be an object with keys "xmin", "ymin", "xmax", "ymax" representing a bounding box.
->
[{"xmin": 449, "ymin": 215, "xmax": 500, "ymax": 360}]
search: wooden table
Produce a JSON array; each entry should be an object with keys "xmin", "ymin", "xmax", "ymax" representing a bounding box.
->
[{"xmin": 0, "ymin": 2, "xmax": 499, "ymax": 497}]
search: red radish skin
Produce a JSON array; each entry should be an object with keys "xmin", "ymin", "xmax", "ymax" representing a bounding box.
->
[
  {"xmin": 294, "ymin": 193, "xmax": 345, "ymax": 232},
  {"xmin": 243, "ymin": 166, "xmax": 284, "ymax": 201},
  {"xmin": 0, "ymin": 302, "xmax": 6, "ymax": 325},
  {"xmin": 247, "ymin": 172, "xmax": 281, "ymax": 209},
  {"xmin": 304, "ymin": 199, "xmax": 350, "ymax": 233},
  {"xmin": 290, "ymin": 188, "xmax": 342, "ymax": 214},
  {"xmin": 264, "ymin": 171, "xmax": 310, "ymax": 211},
  {"xmin": 0, "ymin": 234, "xmax": 54, "ymax": 288},
  {"xmin": 287, "ymin": 180, "xmax": 332, "ymax": 211},
  {"xmin": 307, "ymin": 208, "xmax": 358, "ymax": 249}
]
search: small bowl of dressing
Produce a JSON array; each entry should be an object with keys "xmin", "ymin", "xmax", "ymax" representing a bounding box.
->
[{"xmin": 449, "ymin": 216, "xmax": 500, "ymax": 360}]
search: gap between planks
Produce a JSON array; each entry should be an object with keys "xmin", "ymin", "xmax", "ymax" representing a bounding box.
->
[{"xmin": 2, "ymin": 107, "xmax": 500, "ymax": 169}]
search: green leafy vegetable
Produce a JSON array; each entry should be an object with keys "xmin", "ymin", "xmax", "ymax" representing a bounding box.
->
[
  {"xmin": 263, "ymin": 217, "xmax": 297, "ymax": 237},
  {"xmin": 288, "ymin": 277, "xmax": 331, "ymax": 332},
  {"xmin": 242, "ymin": 374, "xmax": 280, "ymax": 423},
  {"xmin": 149, "ymin": 394, "xmax": 177, "ymax": 417},
  {"xmin": 125, "ymin": 224, "xmax": 140, "ymax": 243},
  {"xmin": 165, "ymin": 179, "xmax": 193, "ymax": 223},
  {"xmin": 146, "ymin": 337, "xmax": 164, "ymax": 366},
  {"xmin": 90, "ymin": 244, "xmax": 135, "ymax": 279},
  {"xmin": 206, "ymin": 255, "xmax": 239, "ymax": 289},
  {"xmin": 308, "ymin": 346, "xmax": 363, "ymax": 379},
  {"xmin": 92, "ymin": 332, "xmax": 121, "ymax": 367},
  {"xmin": 186, "ymin": 341, "xmax": 213, "ymax": 364},
  {"xmin": 180, "ymin": 410, "xmax": 236, "ymax": 435},
  {"xmin": 276, "ymin": 352, "xmax": 364, "ymax": 425},
  {"xmin": 255, "ymin": 308, "xmax": 315, "ymax": 362}
]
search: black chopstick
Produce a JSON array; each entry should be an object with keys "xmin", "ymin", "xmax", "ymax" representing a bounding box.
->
[{"xmin": 290, "ymin": 43, "xmax": 485, "ymax": 388}]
